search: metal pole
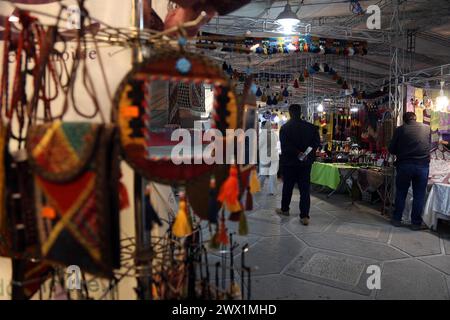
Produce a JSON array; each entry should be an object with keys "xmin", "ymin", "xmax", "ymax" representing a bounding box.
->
[{"xmin": 132, "ymin": 0, "xmax": 153, "ymax": 300}]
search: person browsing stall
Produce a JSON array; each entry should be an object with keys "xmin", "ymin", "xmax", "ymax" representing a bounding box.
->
[
  {"xmin": 276, "ymin": 104, "xmax": 320, "ymax": 226},
  {"xmin": 389, "ymin": 112, "xmax": 431, "ymax": 230}
]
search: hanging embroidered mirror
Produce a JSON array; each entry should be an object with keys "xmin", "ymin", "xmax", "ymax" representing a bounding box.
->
[{"xmin": 114, "ymin": 49, "xmax": 239, "ymax": 185}]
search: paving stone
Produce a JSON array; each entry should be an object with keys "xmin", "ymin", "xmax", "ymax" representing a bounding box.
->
[
  {"xmin": 252, "ymin": 275, "xmax": 369, "ymax": 300},
  {"xmin": 246, "ymin": 219, "xmax": 291, "ymax": 237},
  {"xmin": 323, "ymin": 208, "xmax": 389, "ymax": 226},
  {"xmin": 235, "ymin": 236, "xmax": 306, "ymax": 276},
  {"xmin": 300, "ymin": 233, "xmax": 407, "ymax": 261},
  {"xmin": 314, "ymin": 197, "xmax": 354, "ymax": 211},
  {"xmin": 390, "ymin": 229, "xmax": 441, "ymax": 257},
  {"xmin": 377, "ymin": 259, "xmax": 449, "ymax": 300},
  {"xmin": 420, "ymin": 255, "xmax": 450, "ymax": 275},
  {"xmin": 247, "ymin": 209, "xmax": 290, "ymax": 224},
  {"xmin": 284, "ymin": 212, "xmax": 335, "ymax": 234},
  {"xmin": 443, "ymin": 237, "xmax": 450, "ymax": 255},
  {"xmin": 284, "ymin": 248, "xmax": 377, "ymax": 295},
  {"xmin": 326, "ymin": 221, "xmax": 391, "ymax": 243}
]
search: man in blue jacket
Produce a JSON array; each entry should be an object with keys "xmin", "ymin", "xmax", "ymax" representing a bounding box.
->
[
  {"xmin": 389, "ymin": 112, "xmax": 431, "ymax": 230},
  {"xmin": 276, "ymin": 104, "xmax": 320, "ymax": 225}
]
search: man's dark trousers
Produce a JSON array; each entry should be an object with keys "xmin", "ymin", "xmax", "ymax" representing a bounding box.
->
[
  {"xmin": 392, "ymin": 162, "xmax": 429, "ymax": 225},
  {"xmin": 281, "ymin": 165, "xmax": 312, "ymax": 218}
]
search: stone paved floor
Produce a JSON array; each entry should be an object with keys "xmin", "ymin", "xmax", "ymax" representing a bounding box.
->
[{"xmin": 205, "ymin": 185, "xmax": 450, "ymax": 300}]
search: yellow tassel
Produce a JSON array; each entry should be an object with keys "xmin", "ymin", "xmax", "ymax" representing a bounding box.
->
[
  {"xmin": 172, "ymin": 193, "xmax": 192, "ymax": 238},
  {"xmin": 227, "ymin": 201, "xmax": 242, "ymax": 213},
  {"xmin": 249, "ymin": 168, "xmax": 261, "ymax": 194}
]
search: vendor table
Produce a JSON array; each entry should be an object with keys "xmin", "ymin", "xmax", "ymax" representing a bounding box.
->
[
  {"xmin": 311, "ymin": 162, "xmax": 358, "ymax": 198},
  {"xmin": 422, "ymin": 183, "xmax": 450, "ymax": 230}
]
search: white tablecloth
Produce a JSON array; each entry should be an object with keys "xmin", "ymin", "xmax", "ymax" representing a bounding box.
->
[{"xmin": 423, "ymin": 183, "xmax": 450, "ymax": 230}]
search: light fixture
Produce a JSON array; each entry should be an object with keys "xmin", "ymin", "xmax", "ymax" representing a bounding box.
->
[
  {"xmin": 350, "ymin": 107, "xmax": 359, "ymax": 113},
  {"xmin": 436, "ymin": 80, "xmax": 449, "ymax": 112},
  {"xmin": 276, "ymin": 1, "xmax": 300, "ymax": 35},
  {"xmin": 317, "ymin": 103, "xmax": 324, "ymax": 112}
]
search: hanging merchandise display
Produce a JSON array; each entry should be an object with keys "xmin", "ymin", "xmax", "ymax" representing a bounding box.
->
[{"xmin": 197, "ymin": 33, "xmax": 369, "ymax": 56}]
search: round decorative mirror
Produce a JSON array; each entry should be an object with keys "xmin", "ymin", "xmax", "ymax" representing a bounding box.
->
[{"xmin": 115, "ymin": 50, "xmax": 239, "ymax": 184}]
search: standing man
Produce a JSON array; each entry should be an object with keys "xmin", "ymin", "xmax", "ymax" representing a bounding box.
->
[
  {"xmin": 389, "ymin": 112, "xmax": 431, "ymax": 230},
  {"xmin": 276, "ymin": 104, "xmax": 320, "ymax": 225}
]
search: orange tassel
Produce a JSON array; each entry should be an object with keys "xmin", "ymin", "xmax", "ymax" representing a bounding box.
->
[
  {"xmin": 217, "ymin": 165, "xmax": 240, "ymax": 212},
  {"xmin": 41, "ymin": 206, "xmax": 56, "ymax": 220}
]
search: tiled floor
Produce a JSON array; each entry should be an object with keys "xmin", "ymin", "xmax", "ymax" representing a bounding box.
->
[{"xmin": 205, "ymin": 186, "xmax": 450, "ymax": 300}]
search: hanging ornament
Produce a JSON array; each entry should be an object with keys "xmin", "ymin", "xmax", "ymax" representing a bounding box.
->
[
  {"xmin": 227, "ymin": 64, "xmax": 233, "ymax": 75},
  {"xmin": 217, "ymin": 210, "xmax": 229, "ymax": 245},
  {"xmin": 249, "ymin": 168, "xmax": 261, "ymax": 194},
  {"xmin": 273, "ymin": 94, "xmax": 279, "ymax": 105},
  {"xmin": 172, "ymin": 192, "xmax": 192, "ymax": 238},
  {"xmin": 348, "ymin": 47, "xmax": 355, "ymax": 56},
  {"xmin": 208, "ymin": 176, "xmax": 220, "ymax": 224},
  {"xmin": 217, "ymin": 165, "xmax": 241, "ymax": 213},
  {"xmin": 293, "ymin": 79, "xmax": 299, "ymax": 88},
  {"xmin": 319, "ymin": 45, "xmax": 325, "ymax": 55},
  {"xmin": 319, "ymin": 63, "xmax": 325, "ymax": 72},
  {"xmin": 261, "ymin": 91, "xmax": 268, "ymax": 102},
  {"xmin": 299, "ymin": 74, "xmax": 305, "ymax": 82},
  {"xmin": 313, "ymin": 63, "xmax": 320, "ymax": 72},
  {"xmin": 342, "ymin": 81, "xmax": 349, "ymax": 90},
  {"xmin": 256, "ymin": 86, "xmax": 263, "ymax": 97},
  {"xmin": 282, "ymin": 87, "xmax": 289, "ymax": 97},
  {"xmin": 266, "ymin": 95, "xmax": 273, "ymax": 106},
  {"xmin": 324, "ymin": 64, "xmax": 330, "ymax": 73},
  {"xmin": 239, "ymin": 212, "xmax": 249, "ymax": 236},
  {"xmin": 337, "ymin": 77, "xmax": 343, "ymax": 85},
  {"xmin": 304, "ymin": 68, "xmax": 309, "ymax": 78},
  {"xmin": 303, "ymin": 42, "xmax": 309, "ymax": 52},
  {"xmin": 222, "ymin": 61, "xmax": 228, "ymax": 71}
]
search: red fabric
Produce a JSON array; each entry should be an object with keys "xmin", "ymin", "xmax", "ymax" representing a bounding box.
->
[{"xmin": 37, "ymin": 171, "xmax": 95, "ymax": 214}]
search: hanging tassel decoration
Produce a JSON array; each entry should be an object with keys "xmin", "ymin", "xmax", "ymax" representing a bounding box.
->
[
  {"xmin": 229, "ymin": 204, "xmax": 243, "ymax": 221},
  {"xmin": 208, "ymin": 176, "xmax": 220, "ymax": 224},
  {"xmin": 172, "ymin": 192, "xmax": 192, "ymax": 237},
  {"xmin": 218, "ymin": 165, "xmax": 242, "ymax": 213},
  {"xmin": 238, "ymin": 212, "xmax": 249, "ymax": 236},
  {"xmin": 218, "ymin": 210, "xmax": 229, "ymax": 245},
  {"xmin": 293, "ymin": 79, "xmax": 299, "ymax": 88},
  {"xmin": 249, "ymin": 168, "xmax": 261, "ymax": 194},
  {"xmin": 245, "ymin": 187, "xmax": 253, "ymax": 211}
]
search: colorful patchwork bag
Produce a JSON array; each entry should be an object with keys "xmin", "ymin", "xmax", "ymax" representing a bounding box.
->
[{"xmin": 26, "ymin": 121, "xmax": 121, "ymax": 278}]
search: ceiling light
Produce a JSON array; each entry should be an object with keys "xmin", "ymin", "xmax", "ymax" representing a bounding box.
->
[
  {"xmin": 436, "ymin": 79, "xmax": 449, "ymax": 112},
  {"xmin": 317, "ymin": 103, "xmax": 324, "ymax": 112},
  {"xmin": 276, "ymin": 1, "xmax": 300, "ymax": 34}
]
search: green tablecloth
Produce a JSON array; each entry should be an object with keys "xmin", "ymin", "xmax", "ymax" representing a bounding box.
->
[{"xmin": 311, "ymin": 162, "xmax": 356, "ymax": 190}]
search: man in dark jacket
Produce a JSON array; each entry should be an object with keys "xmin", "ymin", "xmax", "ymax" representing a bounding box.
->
[
  {"xmin": 389, "ymin": 112, "xmax": 431, "ymax": 230},
  {"xmin": 276, "ymin": 104, "xmax": 320, "ymax": 225}
]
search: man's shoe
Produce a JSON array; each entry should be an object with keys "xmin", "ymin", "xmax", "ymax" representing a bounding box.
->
[
  {"xmin": 300, "ymin": 217, "xmax": 310, "ymax": 226},
  {"xmin": 275, "ymin": 208, "xmax": 290, "ymax": 216},
  {"xmin": 391, "ymin": 220, "xmax": 402, "ymax": 227},
  {"xmin": 410, "ymin": 224, "xmax": 427, "ymax": 231}
]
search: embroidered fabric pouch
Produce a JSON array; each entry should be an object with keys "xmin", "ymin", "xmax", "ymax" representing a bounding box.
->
[{"xmin": 26, "ymin": 121, "xmax": 120, "ymax": 278}]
